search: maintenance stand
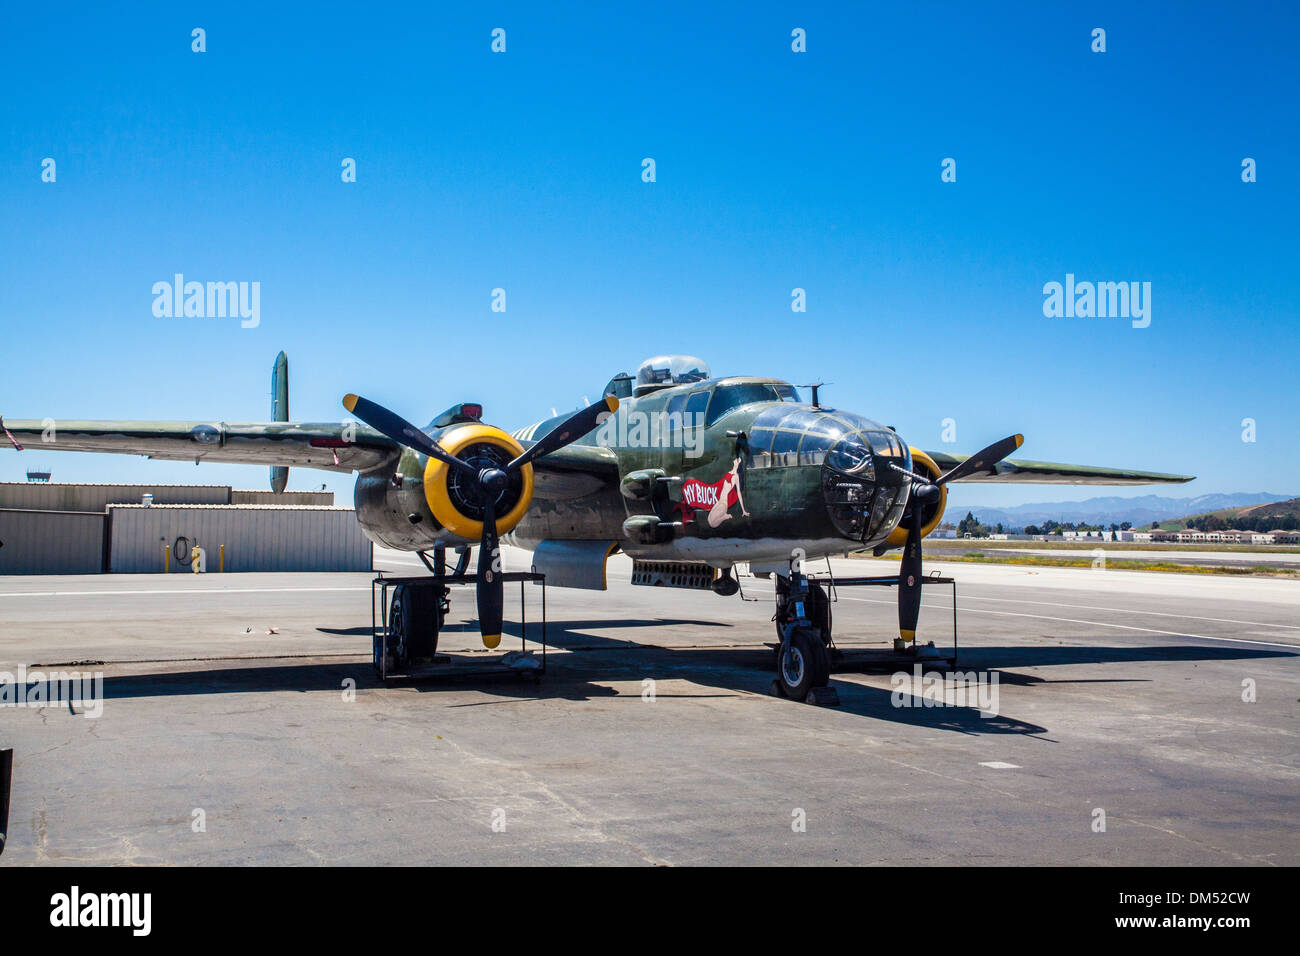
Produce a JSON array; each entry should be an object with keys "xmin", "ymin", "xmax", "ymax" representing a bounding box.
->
[{"xmin": 371, "ymin": 548, "xmax": 548, "ymax": 683}]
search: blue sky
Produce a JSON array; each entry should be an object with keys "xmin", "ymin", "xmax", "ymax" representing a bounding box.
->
[{"xmin": 1, "ymin": 2, "xmax": 1297, "ymax": 512}]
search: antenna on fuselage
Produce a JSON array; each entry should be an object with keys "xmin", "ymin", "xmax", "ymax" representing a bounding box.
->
[{"xmin": 799, "ymin": 382, "xmax": 829, "ymax": 409}]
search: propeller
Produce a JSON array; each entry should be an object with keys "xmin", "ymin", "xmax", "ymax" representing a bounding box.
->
[
  {"xmin": 892, "ymin": 434, "xmax": 1024, "ymax": 646},
  {"xmin": 343, "ymin": 392, "xmax": 619, "ymax": 647}
]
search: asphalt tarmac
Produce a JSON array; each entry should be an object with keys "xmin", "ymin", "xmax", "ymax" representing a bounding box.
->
[{"xmin": 1, "ymin": 547, "xmax": 1296, "ymax": 865}]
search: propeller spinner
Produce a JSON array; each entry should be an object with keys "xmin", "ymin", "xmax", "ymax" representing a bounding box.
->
[{"xmin": 343, "ymin": 392, "xmax": 618, "ymax": 647}]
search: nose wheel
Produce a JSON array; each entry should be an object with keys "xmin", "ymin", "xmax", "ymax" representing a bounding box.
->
[
  {"xmin": 776, "ymin": 626, "xmax": 830, "ymax": 701},
  {"xmin": 771, "ymin": 567, "xmax": 838, "ymax": 705}
]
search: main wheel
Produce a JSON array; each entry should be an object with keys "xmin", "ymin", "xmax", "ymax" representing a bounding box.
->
[
  {"xmin": 777, "ymin": 626, "xmax": 830, "ymax": 702},
  {"xmin": 387, "ymin": 585, "xmax": 441, "ymax": 669}
]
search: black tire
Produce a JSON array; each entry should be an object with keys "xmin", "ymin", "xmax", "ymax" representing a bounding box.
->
[
  {"xmin": 388, "ymin": 584, "xmax": 441, "ymax": 669},
  {"xmin": 777, "ymin": 626, "xmax": 830, "ymax": 702}
]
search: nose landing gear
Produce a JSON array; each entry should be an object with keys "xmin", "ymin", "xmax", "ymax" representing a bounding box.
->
[{"xmin": 771, "ymin": 564, "xmax": 839, "ymax": 706}]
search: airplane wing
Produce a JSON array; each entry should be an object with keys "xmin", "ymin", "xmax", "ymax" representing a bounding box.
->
[
  {"xmin": 0, "ymin": 419, "xmax": 399, "ymax": 473},
  {"xmin": 922, "ymin": 449, "xmax": 1194, "ymax": 485},
  {"xmin": 0, "ymin": 416, "xmax": 622, "ymax": 491}
]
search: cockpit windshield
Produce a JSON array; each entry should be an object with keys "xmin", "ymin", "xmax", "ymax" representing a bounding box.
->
[{"xmin": 706, "ymin": 383, "xmax": 781, "ymax": 426}]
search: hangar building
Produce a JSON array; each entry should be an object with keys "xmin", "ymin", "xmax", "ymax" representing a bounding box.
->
[{"xmin": 0, "ymin": 482, "xmax": 371, "ymax": 574}]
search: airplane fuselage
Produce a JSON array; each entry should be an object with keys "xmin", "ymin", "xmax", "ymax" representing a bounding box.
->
[{"xmin": 353, "ymin": 376, "xmax": 922, "ymax": 569}]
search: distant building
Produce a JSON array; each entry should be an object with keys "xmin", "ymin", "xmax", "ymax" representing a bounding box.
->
[
  {"xmin": 1171, "ymin": 529, "xmax": 1270, "ymax": 544},
  {"xmin": 1221, "ymin": 529, "xmax": 1276, "ymax": 544}
]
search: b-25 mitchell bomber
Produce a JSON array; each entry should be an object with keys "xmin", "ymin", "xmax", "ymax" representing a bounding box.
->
[{"xmin": 1, "ymin": 353, "xmax": 1193, "ymax": 700}]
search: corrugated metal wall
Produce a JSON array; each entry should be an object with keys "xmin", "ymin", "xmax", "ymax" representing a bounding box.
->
[
  {"xmin": 230, "ymin": 489, "xmax": 335, "ymax": 506},
  {"xmin": 0, "ymin": 509, "xmax": 106, "ymax": 574},
  {"xmin": 0, "ymin": 482, "xmax": 229, "ymax": 512},
  {"xmin": 108, "ymin": 505, "xmax": 371, "ymax": 573}
]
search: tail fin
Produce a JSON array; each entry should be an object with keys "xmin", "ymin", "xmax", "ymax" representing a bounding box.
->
[{"xmin": 270, "ymin": 350, "xmax": 289, "ymax": 493}]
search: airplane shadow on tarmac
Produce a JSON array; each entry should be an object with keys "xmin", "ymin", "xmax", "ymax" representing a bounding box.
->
[{"xmin": 69, "ymin": 618, "xmax": 1297, "ymax": 739}]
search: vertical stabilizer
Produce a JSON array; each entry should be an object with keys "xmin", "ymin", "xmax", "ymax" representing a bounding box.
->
[{"xmin": 270, "ymin": 350, "xmax": 289, "ymax": 493}]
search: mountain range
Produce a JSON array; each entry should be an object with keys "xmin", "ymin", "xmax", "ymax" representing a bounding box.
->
[{"xmin": 950, "ymin": 493, "xmax": 1296, "ymax": 530}]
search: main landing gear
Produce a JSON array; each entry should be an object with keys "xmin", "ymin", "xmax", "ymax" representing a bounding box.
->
[
  {"xmin": 771, "ymin": 564, "xmax": 839, "ymax": 706},
  {"xmin": 383, "ymin": 581, "xmax": 448, "ymax": 672},
  {"xmin": 373, "ymin": 545, "xmax": 548, "ymax": 681}
]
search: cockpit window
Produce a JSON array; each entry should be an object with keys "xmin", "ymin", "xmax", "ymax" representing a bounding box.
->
[
  {"xmin": 774, "ymin": 384, "xmax": 802, "ymax": 403},
  {"xmin": 664, "ymin": 393, "xmax": 687, "ymax": 440},
  {"xmin": 683, "ymin": 390, "xmax": 710, "ymax": 427},
  {"xmin": 706, "ymin": 383, "xmax": 780, "ymax": 426}
]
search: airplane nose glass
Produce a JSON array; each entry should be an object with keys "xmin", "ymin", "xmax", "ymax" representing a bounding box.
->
[
  {"xmin": 823, "ymin": 435, "xmax": 879, "ymax": 540},
  {"xmin": 823, "ymin": 430, "xmax": 911, "ymax": 543},
  {"xmin": 826, "ymin": 436, "xmax": 874, "ymax": 478},
  {"xmin": 866, "ymin": 430, "xmax": 909, "ymax": 483}
]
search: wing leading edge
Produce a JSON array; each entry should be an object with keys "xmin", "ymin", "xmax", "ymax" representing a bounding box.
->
[
  {"xmin": 0, "ymin": 419, "xmax": 398, "ymax": 473},
  {"xmin": 922, "ymin": 449, "xmax": 1194, "ymax": 485}
]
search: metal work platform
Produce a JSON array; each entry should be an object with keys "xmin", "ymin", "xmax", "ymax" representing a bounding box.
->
[{"xmin": 371, "ymin": 569, "xmax": 548, "ymax": 682}]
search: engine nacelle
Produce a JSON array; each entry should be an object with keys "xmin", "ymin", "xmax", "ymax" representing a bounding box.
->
[
  {"xmin": 884, "ymin": 447, "xmax": 947, "ymax": 548},
  {"xmin": 421, "ymin": 423, "xmax": 535, "ymax": 540}
]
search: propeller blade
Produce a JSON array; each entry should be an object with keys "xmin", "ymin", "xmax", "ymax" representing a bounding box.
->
[
  {"xmin": 898, "ymin": 505, "xmax": 924, "ymax": 643},
  {"xmin": 936, "ymin": 433, "xmax": 1024, "ymax": 485},
  {"xmin": 343, "ymin": 393, "xmax": 477, "ymax": 479},
  {"xmin": 508, "ymin": 395, "xmax": 619, "ymax": 471},
  {"xmin": 476, "ymin": 494, "xmax": 504, "ymax": 649}
]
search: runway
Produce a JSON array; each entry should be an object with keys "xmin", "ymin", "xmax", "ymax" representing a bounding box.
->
[{"xmin": 1, "ymin": 547, "xmax": 1297, "ymax": 866}]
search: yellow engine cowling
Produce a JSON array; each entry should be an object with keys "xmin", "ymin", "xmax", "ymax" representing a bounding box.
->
[
  {"xmin": 885, "ymin": 447, "xmax": 947, "ymax": 548},
  {"xmin": 422, "ymin": 423, "xmax": 535, "ymax": 540}
]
